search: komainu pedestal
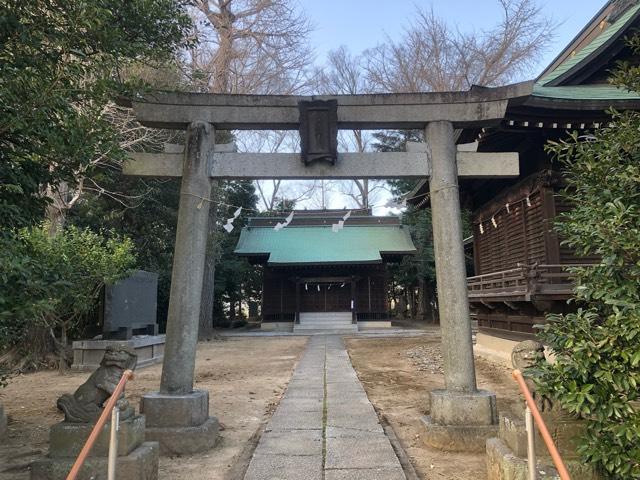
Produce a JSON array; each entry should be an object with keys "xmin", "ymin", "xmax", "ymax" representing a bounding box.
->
[
  {"xmin": 31, "ymin": 346, "xmax": 159, "ymax": 480},
  {"xmin": 485, "ymin": 341, "xmax": 600, "ymax": 480},
  {"xmin": 31, "ymin": 416, "xmax": 159, "ymax": 480}
]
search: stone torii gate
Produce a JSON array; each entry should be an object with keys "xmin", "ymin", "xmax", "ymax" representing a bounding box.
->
[{"xmin": 123, "ymin": 82, "xmax": 530, "ymax": 454}]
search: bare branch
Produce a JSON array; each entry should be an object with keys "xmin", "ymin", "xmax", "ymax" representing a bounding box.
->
[{"xmin": 364, "ymin": 0, "xmax": 556, "ymax": 93}]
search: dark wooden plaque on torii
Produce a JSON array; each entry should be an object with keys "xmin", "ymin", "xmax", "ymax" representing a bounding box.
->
[{"xmin": 298, "ymin": 99, "xmax": 338, "ymax": 166}]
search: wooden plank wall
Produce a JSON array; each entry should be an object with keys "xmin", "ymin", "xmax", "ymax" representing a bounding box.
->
[{"xmin": 473, "ymin": 188, "xmax": 547, "ymax": 275}]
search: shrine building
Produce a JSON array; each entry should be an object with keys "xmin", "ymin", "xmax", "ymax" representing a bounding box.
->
[{"xmin": 234, "ymin": 210, "xmax": 416, "ymax": 332}]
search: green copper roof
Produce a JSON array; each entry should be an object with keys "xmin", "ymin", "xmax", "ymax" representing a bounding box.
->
[
  {"xmin": 532, "ymin": 84, "xmax": 640, "ymax": 101},
  {"xmin": 539, "ymin": 4, "xmax": 640, "ymax": 86},
  {"xmin": 235, "ymin": 225, "xmax": 416, "ymax": 265}
]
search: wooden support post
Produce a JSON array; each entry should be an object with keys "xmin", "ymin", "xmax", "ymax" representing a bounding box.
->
[
  {"xmin": 351, "ymin": 276, "xmax": 357, "ymax": 324},
  {"xmin": 295, "ymin": 278, "xmax": 301, "ymax": 324}
]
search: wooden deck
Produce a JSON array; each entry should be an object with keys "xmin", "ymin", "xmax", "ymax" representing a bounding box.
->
[{"xmin": 467, "ymin": 264, "xmax": 591, "ymax": 302}]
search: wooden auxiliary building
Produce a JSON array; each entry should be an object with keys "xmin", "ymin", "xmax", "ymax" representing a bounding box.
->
[
  {"xmin": 409, "ymin": 0, "xmax": 640, "ymax": 357},
  {"xmin": 234, "ymin": 211, "xmax": 416, "ymax": 332}
]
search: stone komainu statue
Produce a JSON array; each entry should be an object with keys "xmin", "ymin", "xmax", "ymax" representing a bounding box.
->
[
  {"xmin": 511, "ymin": 339, "xmax": 571, "ymax": 417},
  {"xmin": 57, "ymin": 346, "xmax": 137, "ymax": 423}
]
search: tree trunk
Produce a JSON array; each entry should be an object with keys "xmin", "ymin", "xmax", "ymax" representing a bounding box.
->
[
  {"xmin": 410, "ymin": 286, "xmax": 418, "ymax": 320},
  {"xmin": 45, "ymin": 181, "xmax": 69, "ymax": 237},
  {"xmin": 198, "ymin": 1, "xmax": 233, "ymax": 337},
  {"xmin": 229, "ymin": 300, "xmax": 236, "ymax": 321},
  {"xmin": 418, "ymin": 278, "xmax": 426, "ymax": 321},
  {"xmin": 199, "ymin": 183, "xmax": 218, "ymax": 339},
  {"xmin": 362, "ymin": 178, "xmax": 369, "ymax": 209},
  {"xmin": 57, "ymin": 323, "xmax": 69, "ymax": 372}
]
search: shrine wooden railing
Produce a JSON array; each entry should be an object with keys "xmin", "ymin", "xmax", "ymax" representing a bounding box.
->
[{"xmin": 467, "ymin": 264, "xmax": 594, "ymax": 300}]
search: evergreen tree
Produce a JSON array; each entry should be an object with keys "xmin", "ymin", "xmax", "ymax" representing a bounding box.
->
[{"xmin": 0, "ymin": 0, "xmax": 192, "ymax": 228}]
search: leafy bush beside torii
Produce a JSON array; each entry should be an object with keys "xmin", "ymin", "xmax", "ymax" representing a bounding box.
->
[{"xmin": 538, "ymin": 54, "xmax": 640, "ymax": 477}]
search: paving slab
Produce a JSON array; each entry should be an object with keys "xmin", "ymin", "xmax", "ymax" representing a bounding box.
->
[
  {"xmin": 244, "ymin": 335, "xmax": 406, "ymax": 479},
  {"xmin": 325, "ymin": 468, "xmax": 407, "ymax": 480},
  {"xmin": 243, "ymin": 454, "xmax": 323, "ymax": 480},
  {"xmin": 266, "ymin": 409, "xmax": 323, "ymax": 431},
  {"xmin": 325, "ymin": 435, "xmax": 402, "ymax": 470},
  {"xmin": 253, "ymin": 430, "xmax": 322, "ymax": 457}
]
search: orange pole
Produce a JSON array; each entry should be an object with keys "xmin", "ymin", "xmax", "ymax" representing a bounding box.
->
[
  {"xmin": 512, "ymin": 369, "xmax": 572, "ymax": 480},
  {"xmin": 66, "ymin": 370, "xmax": 134, "ymax": 480}
]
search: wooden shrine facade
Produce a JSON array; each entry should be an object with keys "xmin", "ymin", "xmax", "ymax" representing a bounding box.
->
[
  {"xmin": 261, "ymin": 265, "xmax": 388, "ymax": 323},
  {"xmin": 234, "ymin": 212, "xmax": 416, "ymax": 326}
]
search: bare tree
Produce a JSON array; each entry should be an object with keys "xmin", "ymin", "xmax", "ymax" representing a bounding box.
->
[
  {"xmin": 189, "ymin": 0, "xmax": 313, "ymax": 95},
  {"xmin": 314, "ymin": 46, "xmax": 388, "ymax": 210},
  {"xmin": 45, "ymin": 103, "xmax": 178, "ymax": 236},
  {"xmin": 189, "ymin": 0, "xmax": 314, "ymax": 335},
  {"xmin": 365, "ymin": 0, "xmax": 555, "ymax": 93}
]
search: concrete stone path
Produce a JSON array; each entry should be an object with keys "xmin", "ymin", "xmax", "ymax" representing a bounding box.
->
[{"xmin": 244, "ymin": 335, "xmax": 406, "ymax": 480}]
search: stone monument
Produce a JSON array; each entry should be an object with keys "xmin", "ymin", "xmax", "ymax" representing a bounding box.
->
[
  {"xmin": 486, "ymin": 340, "xmax": 600, "ymax": 480},
  {"xmin": 72, "ymin": 271, "xmax": 165, "ymax": 371},
  {"xmin": 31, "ymin": 346, "xmax": 159, "ymax": 480}
]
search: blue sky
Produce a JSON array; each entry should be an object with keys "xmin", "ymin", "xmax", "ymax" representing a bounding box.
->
[{"xmin": 301, "ymin": 0, "xmax": 607, "ymax": 77}]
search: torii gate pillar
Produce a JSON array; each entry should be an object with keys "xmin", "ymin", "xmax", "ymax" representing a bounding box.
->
[
  {"xmin": 140, "ymin": 121, "xmax": 219, "ymax": 454},
  {"xmin": 422, "ymin": 121, "xmax": 498, "ymax": 451}
]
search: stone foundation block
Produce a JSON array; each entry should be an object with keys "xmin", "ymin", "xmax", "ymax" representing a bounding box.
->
[
  {"xmin": 141, "ymin": 390, "xmax": 209, "ymax": 428},
  {"xmin": 144, "ymin": 416, "xmax": 219, "ymax": 455},
  {"xmin": 428, "ymin": 389, "xmax": 498, "ymax": 426},
  {"xmin": 49, "ymin": 415, "xmax": 145, "ymax": 458},
  {"xmin": 421, "ymin": 415, "xmax": 498, "ymax": 452},
  {"xmin": 486, "ymin": 437, "xmax": 600, "ymax": 480},
  {"xmin": 31, "ymin": 441, "xmax": 159, "ymax": 480},
  {"xmin": 499, "ymin": 413, "xmax": 588, "ymax": 461},
  {"xmin": 499, "ymin": 414, "xmax": 528, "ymax": 458}
]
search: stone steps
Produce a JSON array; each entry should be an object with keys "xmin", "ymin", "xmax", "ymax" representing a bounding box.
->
[
  {"xmin": 293, "ymin": 328, "xmax": 359, "ymax": 335},
  {"xmin": 295, "ymin": 312, "xmax": 355, "ymax": 333}
]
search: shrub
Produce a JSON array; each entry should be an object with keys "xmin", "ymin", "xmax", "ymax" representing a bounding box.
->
[
  {"xmin": 0, "ymin": 226, "xmax": 135, "ymax": 367},
  {"xmin": 539, "ymin": 111, "xmax": 640, "ymax": 478}
]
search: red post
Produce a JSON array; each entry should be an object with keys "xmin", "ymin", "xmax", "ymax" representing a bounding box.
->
[{"xmin": 512, "ymin": 370, "xmax": 572, "ymax": 480}]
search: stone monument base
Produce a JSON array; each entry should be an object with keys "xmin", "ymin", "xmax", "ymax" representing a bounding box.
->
[
  {"xmin": 31, "ymin": 415, "xmax": 158, "ymax": 480},
  {"xmin": 421, "ymin": 389, "xmax": 499, "ymax": 452},
  {"xmin": 0, "ymin": 404, "xmax": 7, "ymax": 441},
  {"xmin": 72, "ymin": 336, "xmax": 165, "ymax": 371},
  {"xmin": 140, "ymin": 390, "xmax": 219, "ymax": 455}
]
